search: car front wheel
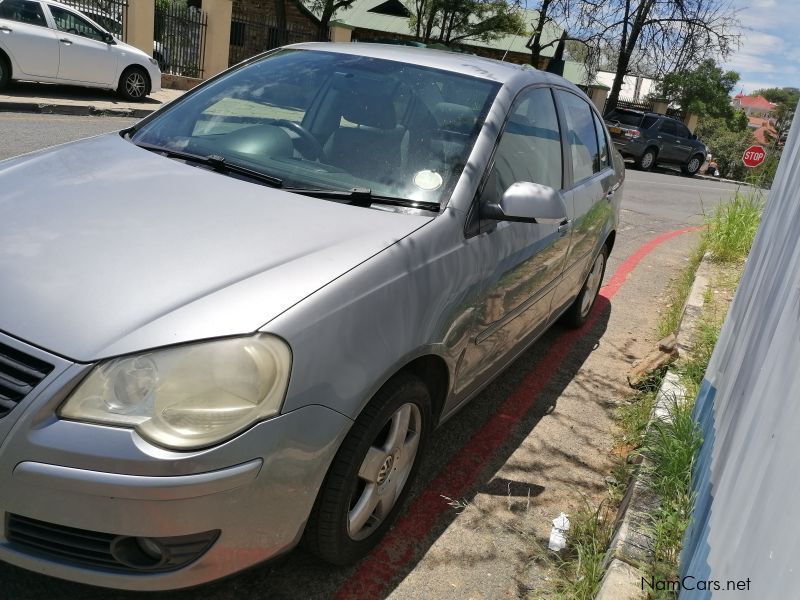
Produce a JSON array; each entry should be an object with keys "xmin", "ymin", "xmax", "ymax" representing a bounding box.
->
[
  {"xmin": 118, "ymin": 66, "xmax": 150, "ymax": 101},
  {"xmin": 303, "ymin": 372, "xmax": 431, "ymax": 565}
]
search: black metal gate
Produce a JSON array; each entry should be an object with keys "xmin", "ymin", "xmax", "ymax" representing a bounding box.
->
[
  {"xmin": 154, "ymin": 1, "xmax": 208, "ymax": 78},
  {"xmin": 59, "ymin": 0, "xmax": 128, "ymax": 41}
]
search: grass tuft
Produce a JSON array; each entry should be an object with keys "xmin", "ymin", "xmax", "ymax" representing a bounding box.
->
[{"xmin": 704, "ymin": 191, "xmax": 764, "ymax": 263}]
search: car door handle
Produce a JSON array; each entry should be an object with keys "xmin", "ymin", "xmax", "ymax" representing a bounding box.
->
[
  {"xmin": 605, "ymin": 189, "xmax": 615, "ymax": 201},
  {"xmin": 0, "ymin": 25, "xmax": 12, "ymax": 33},
  {"xmin": 558, "ymin": 219, "xmax": 570, "ymax": 236},
  {"xmin": 59, "ymin": 38, "xmax": 72, "ymax": 45}
]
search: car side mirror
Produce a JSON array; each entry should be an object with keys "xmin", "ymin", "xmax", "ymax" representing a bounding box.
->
[
  {"xmin": 690, "ymin": 133, "xmax": 697, "ymax": 140},
  {"xmin": 103, "ymin": 32, "xmax": 116, "ymax": 44},
  {"xmin": 482, "ymin": 182, "xmax": 567, "ymax": 224}
]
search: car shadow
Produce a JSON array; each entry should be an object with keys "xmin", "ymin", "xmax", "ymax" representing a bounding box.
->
[
  {"xmin": 1, "ymin": 81, "xmax": 162, "ymax": 105},
  {"xmin": 0, "ymin": 298, "xmax": 612, "ymax": 600}
]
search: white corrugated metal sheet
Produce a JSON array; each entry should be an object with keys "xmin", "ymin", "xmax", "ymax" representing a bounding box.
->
[{"xmin": 681, "ymin": 106, "xmax": 800, "ymax": 597}]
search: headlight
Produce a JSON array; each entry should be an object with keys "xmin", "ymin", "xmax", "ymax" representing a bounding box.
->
[{"xmin": 60, "ymin": 335, "xmax": 291, "ymax": 450}]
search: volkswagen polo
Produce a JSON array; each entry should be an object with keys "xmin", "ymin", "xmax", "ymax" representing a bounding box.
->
[{"xmin": 0, "ymin": 43, "xmax": 622, "ymax": 590}]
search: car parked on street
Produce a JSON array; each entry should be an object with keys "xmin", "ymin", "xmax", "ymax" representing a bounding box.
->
[
  {"xmin": 0, "ymin": 43, "xmax": 622, "ymax": 590},
  {"xmin": 0, "ymin": 0, "xmax": 160, "ymax": 99},
  {"xmin": 604, "ymin": 108, "xmax": 708, "ymax": 176}
]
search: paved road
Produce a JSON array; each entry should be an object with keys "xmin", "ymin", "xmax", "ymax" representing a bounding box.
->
[{"xmin": 0, "ymin": 114, "xmax": 742, "ymax": 599}]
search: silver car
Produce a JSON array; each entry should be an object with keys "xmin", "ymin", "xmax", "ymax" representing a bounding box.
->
[{"xmin": 0, "ymin": 43, "xmax": 622, "ymax": 590}]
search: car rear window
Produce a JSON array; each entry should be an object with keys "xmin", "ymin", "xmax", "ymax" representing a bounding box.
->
[{"xmin": 605, "ymin": 110, "xmax": 643, "ymax": 127}]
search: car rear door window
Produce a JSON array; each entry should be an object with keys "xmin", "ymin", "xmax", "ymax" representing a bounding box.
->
[
  {"xmin": 593, "ymin": 112, "xmax": 609, "ymax": 171},
  {"xmin": 641, "ymin": 115, "xmax": 658, "ymax": 129},
  {"xmin": 676, "ymin": 123, "xmax": 691, "ymax": 139},
  {"xmin": 483, "ymin": 86, "xmax": 562, "ymax": 200},
  {"xmin": 0, "ymin": 0, "xmax": 47, "ymax": 26},
  {"xmin": 557, "ymin": 90, "xmax": 599, "ymax": 183},
  {"xmin": 660, "ymin": 120, "xmax": 678, "ymax": 136}
]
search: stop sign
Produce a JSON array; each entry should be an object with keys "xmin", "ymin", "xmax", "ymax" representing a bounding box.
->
[{"xmin": 742, "ymin": 145, "xmax": 766, "ymax": 168}]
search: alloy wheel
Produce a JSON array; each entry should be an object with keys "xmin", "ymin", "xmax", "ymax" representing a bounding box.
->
[
  {"xmin": 581, "ymin": 252, "xmax": 605, "ymax": 318},
  {"xmin": 687, "ymin": 157, "xmax": 700, "ymax": 173},
  {"xmin": 641, "ymin": 151, "xmax": 654, "ymax": 169},
  {"xmin": 125, "ymin": 72, "xmax": 147, "ymax": 99},
  {"xmin": 347, "ymin": 403, "xmax": 422, "ymax": 541}
]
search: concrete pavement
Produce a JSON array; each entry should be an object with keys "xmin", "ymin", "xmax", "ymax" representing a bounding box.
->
[{"xmin": 0, "ymin": 82, "xmax": 183, "ymax": 118}]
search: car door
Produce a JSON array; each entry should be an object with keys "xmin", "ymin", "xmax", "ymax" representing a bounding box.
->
[
  {"xmin": 455, "ymin": 86, "xmax": 571, "ymax": 394},
  {"xmin": 656, "ymin": 119, "xmax": 681, "ymax": 163},
  {"xmin": 672, "ymin": 122, "xmax": 695, "ymax": 163},
  {"xmin": 550, "ymin": 89, "xmax": 615, "ymax": 316},
  {"xmin": 0, "ymin": 0, "xmax": 58, "ymax": 78},
  {"xmin": 45, "ymin": 3, "xmax": 116, "ymax": 85}
]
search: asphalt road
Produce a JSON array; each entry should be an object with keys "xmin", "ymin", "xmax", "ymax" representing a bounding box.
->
[{"xmin": 0, "ymin": 113, "xmax": 743, "ymax": 599}]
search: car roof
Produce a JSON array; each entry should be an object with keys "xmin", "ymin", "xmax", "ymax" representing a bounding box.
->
[{"xmin": 287, "ymin": 42, "xmax": 581, "ymax": 90}]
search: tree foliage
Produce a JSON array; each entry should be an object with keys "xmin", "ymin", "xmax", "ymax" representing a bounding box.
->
[
  {"xmin": 592, "ymin": 0, "xmax": 740, "ymax": 113},
  {"xmin": 409, "ymin": 0, "xmax": 526, "ymax": 45},
  {"xmin": 656, "ymin": 59, "xmax": 739, "ymax": 118},
  {"xmin": 311, "ymin": 0, "xmax": 358, "ymax": 39}
]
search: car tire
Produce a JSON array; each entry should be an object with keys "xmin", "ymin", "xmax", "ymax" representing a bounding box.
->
[
  {"xmin": 681, "ymin": 154, "xmax": 703, "ymax": 177},
  {"xmin": 0, "ymin": 53, "xmax": 10, "ymax": 90},
  {"xmin": 303, "ymin": 372, "xmax": 431, "ymax": 565},
  {"xmin": 118, "ymin": 66, "xmax": 150, "ymax": 101},
  {"xmin": 636, "ymin": 148, "xmax": 657, "ymax": 171},
  {"xmin": 562, "ymin": 245, "xmax": 608, "ymax": 328}
]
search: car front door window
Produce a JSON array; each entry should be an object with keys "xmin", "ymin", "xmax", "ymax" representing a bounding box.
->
[{"xmin": 49, "ymin": 5, "xmax": 104, "ymax": 41}]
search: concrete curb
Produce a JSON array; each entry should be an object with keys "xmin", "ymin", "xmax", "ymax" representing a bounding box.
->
[
  {"xmin": 0, "ymin": 101, "xmax": 154, "ymax": 119},
  {"xmin": 594, "ymin": 254, "xmax": 713, "ymax": 599}
]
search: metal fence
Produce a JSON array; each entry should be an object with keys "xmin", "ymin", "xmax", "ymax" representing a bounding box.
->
[
  {"xmin": 59, "ymin": 0, "xmax": 128, "ymax": 41},
  {"xmin": 228, "ymin": 11, "xmax": 324, "ymax": 67},
  {"xmin": 154, "ymin": 1, "xmax": 208, "ymax": 78}
]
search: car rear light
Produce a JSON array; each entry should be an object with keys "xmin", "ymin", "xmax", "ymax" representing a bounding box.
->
[{"xmin": 622, "ymin": 128, "xmax": 641, "ymax": 138}]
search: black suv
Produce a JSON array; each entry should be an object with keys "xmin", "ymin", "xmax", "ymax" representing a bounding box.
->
[{"xmin": 604, "ymin": 109, "xmax": 708, "ymax": 176}]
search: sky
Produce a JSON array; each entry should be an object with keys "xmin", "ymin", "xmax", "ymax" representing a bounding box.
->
[{"xmin": 726, "ymin": 0, "xmax": 800, "ymax": 94}]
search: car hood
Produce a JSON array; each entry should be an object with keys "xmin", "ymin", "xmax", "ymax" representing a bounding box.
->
[{"xmin": 0, "ymin": 134, "xmax": 433, "ymax": 362}]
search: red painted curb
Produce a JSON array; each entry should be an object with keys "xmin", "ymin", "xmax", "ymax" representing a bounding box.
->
[{"xmin": 335, "ymin": 226, "xmax": 701, "ymax": 599}]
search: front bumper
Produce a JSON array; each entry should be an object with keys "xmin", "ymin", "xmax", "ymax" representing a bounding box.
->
[{"xmin": 0, "ymin": 334, "xmax": 351, "ymax": 590}]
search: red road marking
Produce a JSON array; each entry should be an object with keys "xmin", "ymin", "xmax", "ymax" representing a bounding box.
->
[{"xmin": 335, "ymin": 226, "xmax": 701, "ymax": 599}]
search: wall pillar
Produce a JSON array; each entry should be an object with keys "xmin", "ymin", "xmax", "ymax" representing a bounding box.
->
[
  {"xmin": 201, "ymin": 0, "xmax": 233, "ymax": 78},
  {"xmin": 329, "ymin": 24, "xmax": 353, "ymax": 43},
  {"xmin": 651, "ymin": 98, "xmax": 669, "ymax": 114},
  {"xmin": 590, "ymin": 87, "xmax": 609, "ymax": 113},
  {"xmin": 126, "ymin": 0, "xmax": 155, "ymax": 57},
  {"xmin": 684, "ymin": 112, "xmax": 699, "ymax": 133}
]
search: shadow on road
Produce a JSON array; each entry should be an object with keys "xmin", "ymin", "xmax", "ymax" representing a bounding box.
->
[
  {"xmin": 1, "ymin": 81, "xmax": 162, "ymax": 105},
  {"xmin": 0, "ymin": 299, "xmax": 612, "ymax": 600}
]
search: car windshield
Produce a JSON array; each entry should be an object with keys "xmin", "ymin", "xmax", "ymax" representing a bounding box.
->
[{"xmin": 131, "ymin": 49, "xmax": 500, "ymax": 205}]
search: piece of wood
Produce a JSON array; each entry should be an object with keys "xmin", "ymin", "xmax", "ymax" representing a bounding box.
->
[{"xmin": 627, "ymin": 344, "xmax": 679, "ymax": 388}]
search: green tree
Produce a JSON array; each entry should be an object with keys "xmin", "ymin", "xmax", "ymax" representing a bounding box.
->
[
  {"xmin": 656, "ymin": 59, "xmax": 739, "ymax": 118},
  {"xmin": 311, "ymin": 0, "xmax": 358, "ymax": 40},
  {"xmin": 599, "ymin": 0, "xmax": 740, "ymax": 114},
  {"xmin": 409, "ymin": 0, "xmax": 526, "ymax": 45}
]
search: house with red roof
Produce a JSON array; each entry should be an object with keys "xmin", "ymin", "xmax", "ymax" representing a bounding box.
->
[{"xmin": 732, "ymin": 93, "xmax": 778, "ymax": 117}]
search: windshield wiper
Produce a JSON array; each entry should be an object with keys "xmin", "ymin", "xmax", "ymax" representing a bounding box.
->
[
  {"xmin": 133, "ymin": 142, "xmax": 284, "ymax": 188},
  {"xmin": 285, "ymin": 187, "xmax": 440, "ymax": 212}
]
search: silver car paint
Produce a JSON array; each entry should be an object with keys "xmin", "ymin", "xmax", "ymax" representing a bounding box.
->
[{"xmin": 0, "ymin": 43, "xmax": 622, "ymax": 589}]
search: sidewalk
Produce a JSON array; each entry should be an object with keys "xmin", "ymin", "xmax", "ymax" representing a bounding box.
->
[{"xmin": 0, "ymin": 82, "xmax": 184, "ymax": 118}]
